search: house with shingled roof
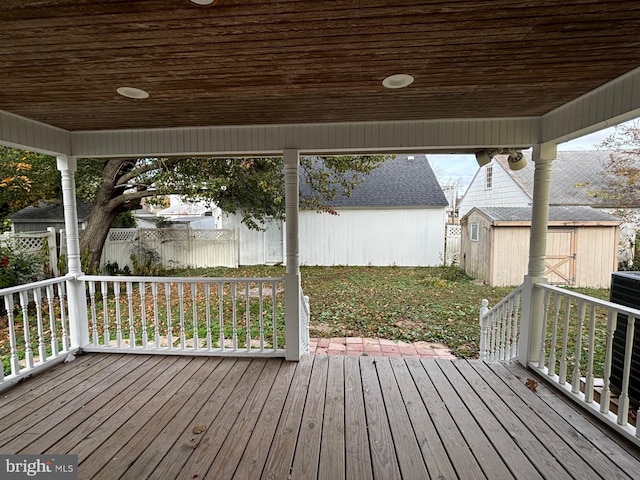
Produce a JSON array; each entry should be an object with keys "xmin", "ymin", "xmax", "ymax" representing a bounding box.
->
[
  {"xmin": 225, "ymin": 154, "xmax": 449, "ymax": 266},
  {"xmin": 458, "ymin": 150, "xmax": 639, "ymax": 268}
]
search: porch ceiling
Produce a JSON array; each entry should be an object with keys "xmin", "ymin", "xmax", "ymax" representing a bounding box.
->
[{"xmin": 1, "ymin": 1, "xmax": 640, "ymax": 156}]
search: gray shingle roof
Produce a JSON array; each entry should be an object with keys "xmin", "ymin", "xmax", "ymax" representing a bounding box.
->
[
  {"xmin": 300, "ymin": 154, "xmax": 448, "ymax": 208},
  {"xmin": 10, "ymin": 202, "xmax": 93, "ymax": 222},
  {"xmin": 475, "ymin": 206, "xmax": 621, "ymax": 223},
  {"xmin": 495, "ymin": 150, "xmax": 622, "ymax": 207}
]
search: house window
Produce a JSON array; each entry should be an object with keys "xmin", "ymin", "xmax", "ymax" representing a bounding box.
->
[
  {"xmin": 485, "ymin": 164, "xmax": 493, "ymax": 189},
  {"xmin": 470, "ymin": 223, "xmax": 479, "ymax": 241}
]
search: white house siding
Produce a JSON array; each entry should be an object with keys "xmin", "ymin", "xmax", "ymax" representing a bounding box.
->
[
  {"xmin": 299, "ymin": 208, "xmax": 445, "ymax": 267},
  {"xmin": 458, "ymin": 162, "xmax": 530, "ymax": 218}
]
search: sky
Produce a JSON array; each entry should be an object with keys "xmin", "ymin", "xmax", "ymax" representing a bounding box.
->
[{"xmin": 427, "ymin": 124, "xmax": 620, "ymax": 192}]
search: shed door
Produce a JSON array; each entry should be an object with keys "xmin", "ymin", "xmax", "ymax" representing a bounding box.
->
[{"xmin": 545, "ymin": 229, "xmax": 576, "ymax": 285}]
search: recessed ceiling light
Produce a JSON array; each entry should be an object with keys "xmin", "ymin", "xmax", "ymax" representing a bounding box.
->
[
  {"xmin": 116, "ymin": 86, "xmax": 149, "ymax": 99},
  {"xmin": 382, "ymin": 74, "xmax": 414, "ymax": 89},
  {"xmin": 190, "ymin": 0, "xmax": 215, "ymax": 5}
]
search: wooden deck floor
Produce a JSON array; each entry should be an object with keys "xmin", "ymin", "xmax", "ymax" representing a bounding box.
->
[{"xmin": 0, "ymin": 353, "xmax": 638, "ymax": 480}]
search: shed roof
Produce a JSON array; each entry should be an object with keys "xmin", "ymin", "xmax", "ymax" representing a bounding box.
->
[
  {"xmin": 466, "ymin": 206, "xmax": 621, "ymax": 225},
  {"xmin": 10, "ymin": 202, "xmax": 93, "ymax": 223},
  {"xmin": 300, "ymin": 154, "xmax": 448, "ymax": 208}
]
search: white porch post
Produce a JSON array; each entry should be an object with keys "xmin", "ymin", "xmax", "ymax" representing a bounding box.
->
[
  {"xmin": 283, "ymin": 149, "xmax": 302, "ymax": 361},
  {"xmin": 518, "ymin": 143, "xmax": 556, "ymax": 365},
  {"xmin": 56, "ymin": 155, "xmax": 89, "ymax": 349}
]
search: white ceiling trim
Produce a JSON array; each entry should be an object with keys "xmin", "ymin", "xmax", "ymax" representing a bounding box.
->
[
  {"xmin": 542, "ymin": 65, "xmax": 640, "ymax": 145},
  {"xmin": 68, "ymin": 117, "xmax": 540, "ymax": 158},
  {"xmin": 0, "ymin": 110, "xmax": 70, "ymax": 155}
]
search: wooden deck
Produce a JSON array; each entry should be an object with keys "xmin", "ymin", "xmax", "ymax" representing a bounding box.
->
[{"xmin": 0, "ymin": 353, "xmax": 638, "ymax": 480}]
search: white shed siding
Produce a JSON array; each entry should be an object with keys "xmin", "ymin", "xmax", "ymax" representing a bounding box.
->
[
  {"xmin": 458, "ymin": 161, "xmax": 530, "ymax": 218},
  {"xmin": 299, "ymin": 208, "xmax": 445, "ymax": 267}
]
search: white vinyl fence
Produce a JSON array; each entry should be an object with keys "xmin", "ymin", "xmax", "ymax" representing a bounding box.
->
[
  {"xmin": 101, "ymin": 228, "xmax": 238, "ymax": 271},
  {"xmin": 0, "ymin": 228, "xmax": 58, "ymax": 276},
  {"xmin": 444, "ymin": 224, "xmax": 461, "ymax": 266}
]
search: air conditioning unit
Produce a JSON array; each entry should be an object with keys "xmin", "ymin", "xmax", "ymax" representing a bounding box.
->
[{"xmin": 609, "ymin": 272, "xmax": 640, "ymax": 406}]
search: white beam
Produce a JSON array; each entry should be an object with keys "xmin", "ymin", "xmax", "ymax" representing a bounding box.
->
[
  {"xmin": 0, "ymin": 110, "xmax": 71, "ymax": 155},
  {"xmin": 69, "ymin": 117, "xmax": 540, "ymax": 158}
]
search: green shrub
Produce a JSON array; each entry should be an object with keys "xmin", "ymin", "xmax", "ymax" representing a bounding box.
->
[{"xmin": 0, "ymin": 244, "xmax": 44, "ymax": 289}]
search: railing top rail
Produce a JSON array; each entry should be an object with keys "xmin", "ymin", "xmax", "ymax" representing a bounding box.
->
[
  {"xmin": 79, "ymin": 274, "xmax": 285, "ymax": 284},
  {"xmin": 0, "ymin": 274, "xmax": 73, "ymax": 296},
  {"xmin": 482, "ymin": 284, "xmax": 523, "ymax": 317},
  {"xmin": 536, "ymin": 282, "xmax": 640, "ymax": 317}
]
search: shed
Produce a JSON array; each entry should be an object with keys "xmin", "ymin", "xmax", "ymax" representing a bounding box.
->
[
  {"xmin": 9, "ymin": 202, "xmax": 93, "ymax": 234},
  {"xmin": 460, "ymin": 206, "xmax": 621, "ymax": 287}
]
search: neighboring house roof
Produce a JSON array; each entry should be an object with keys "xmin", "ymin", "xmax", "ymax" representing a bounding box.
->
[
  {"xmin": 465, "ymin": 206, "xmax": 621, "ymax": 225},
  {"xmin": 494, "ymin": 150, "xmax": 619, "ymax": 207},
  {"xmin": 10, "ymin": 202, "xmax": 93, "ymax": 222},
  {"xmin": 300, "ymin": 154, "xmax": 448, "ymax": 208}
]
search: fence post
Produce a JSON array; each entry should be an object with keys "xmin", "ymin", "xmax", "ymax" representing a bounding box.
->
[{"xmin": 46, "ymin": 227, "xmax": 59, "ymax": 276}]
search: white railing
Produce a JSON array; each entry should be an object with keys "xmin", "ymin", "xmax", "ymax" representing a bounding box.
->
[
  {"xmin": 0, "ymin": 275, "xmax": 73, "ymax": 390},
  {"xmin": 533, "ymin": 283, "xmax": 639, "ymax": 446},
  {"xmin": 479, "ymin": 285, "xmax": 523, "ymax": 361},
  {"xmin": 300, "ymin": 292, "xmax": 310, "ymax": 355},
  {"xmin": 80, "ymin": 275, "xmax": 286, "ymax": 357}
]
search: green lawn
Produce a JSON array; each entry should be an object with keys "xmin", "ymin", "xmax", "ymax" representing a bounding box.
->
[{"xmin": 171, "ymin": 265, "xmax": 525, "ymax": 357}]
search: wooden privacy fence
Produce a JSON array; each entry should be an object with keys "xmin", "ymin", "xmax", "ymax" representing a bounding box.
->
[{"xmin": 101, "ymin": 228, "xmax": 238, "ymax": 270}]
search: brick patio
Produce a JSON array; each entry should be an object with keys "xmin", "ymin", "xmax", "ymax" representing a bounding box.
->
[{"xmin": 309, "ymin": 337, "xmax": 457, "ymax": 359}]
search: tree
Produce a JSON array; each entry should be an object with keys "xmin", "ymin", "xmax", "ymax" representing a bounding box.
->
[
  {"xmin": 77, "ymin": 154, "xmax": 389, "ymax": 270},
  {"xmin": 597, "ymin": 121, "xmax": 640, "ymax": 209},
  {"xmin": 0, "ymin": 147, "xmax": 60, "ymax": 229}
]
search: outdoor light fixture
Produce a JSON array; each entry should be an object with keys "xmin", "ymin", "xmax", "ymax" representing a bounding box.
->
[
  {"xmin": 475, "ymin": 149, "xmax": 498, "ymax": 167},
  {"xmin": 116, "ymin": 86, "xmax": 149, "ymax": 99},
  {"xmin": 190, "ymin": 0, "xmax": 215, "ymax": 5},
  {"xmin": 507, "ymin": 149, "xmax": 526, "ymax": 170},
  {"xmin": 382, "ymin": 74, "xmax": 414, "ymax": 89}
]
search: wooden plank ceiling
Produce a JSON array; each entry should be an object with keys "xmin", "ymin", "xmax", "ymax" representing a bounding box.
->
[{"xmin": 0, "ymin": 0, "xmax": 639, "ymax": 132}]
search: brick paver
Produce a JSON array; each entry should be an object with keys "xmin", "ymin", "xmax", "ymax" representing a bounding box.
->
[{"xmin": 309, "ymin": 337, "xmax": 456, "ymax": 359}]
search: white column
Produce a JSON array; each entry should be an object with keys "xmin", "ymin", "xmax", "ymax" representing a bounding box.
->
[
  {"xmin": 518, "ymin": 143, "xmax": 556, "ymax": 365},
  {"xmin": 283, "ymin": 149, "xmax": 302, "ymax": 361},
  {"xmin": 56, "ymin": 155, "xmax": 89, "ymax": 348}
]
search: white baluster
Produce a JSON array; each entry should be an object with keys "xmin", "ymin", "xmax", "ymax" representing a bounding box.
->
[
  {"xmin": 126, "ymin": 282, "xmax": 136, "ymax": 348},
  {"xmin": 45, "ymin": 284, "xmax": 58, "ymax": 356},
  {"xmin": 600, "ymin": 309, "xmax": 617, "ymax": 415},
  {"xmin": 152, "ymin": 282, "xmax": 160, "ymax": 348},
  {"xmin": 140, "ymin": 282, "xmax": 148, "ymax": 349},
  {"xmin": 114, "ymin": 282, "xmax": 122, "ymax": 347},
  {"xmin": 272, "ymin": 280, "xmax": 278, "ymax": 351},
  {"xmin": 34, "ymin": 288, "xmax": 46, "ymax": 363},
  {"xmin": 58, "ymin": 281, "xmax": 69, "ymax": 352},
  {"xmin": 584, "ymin": 305, "xmax": 597, "ymax": 403},
  {"xmin": 259, "ymin": 282, "xmax": 265, "ymax": 351},
  {"xmin": 232, "ymin": 283, "xmax": 238, "ymax": 350},
  {"xmin": 191, "ymin": 282, "xmax": 198, "ymax": 350},
  {"xmin": 165, "ymin": 283, "xmax": 173, "ymax": 349},
  {"xmin": 88, "ymin": 281, "xmax": 98, "ymax": 346},
  {"xmin": 245, "ymin": 282, "xmax": 251, "ymax": 352},
  {"xmin": 505, "ymin": 299, "xmax": 514, "ymax": 360},
  {"xmin": 511, "ymin": 292, "xmax": 521, "ymax": 359},
  {"xmin": 4, "ymin": 295, "xmax": 20, "ymax": 375},
  {"xmin": 479, "ymin": 299, "xmax": 490, "ymax": 360},
  {"xmin": 617, "ymin": 315, "xmax": 635, "ymax": 427},
  {"xmin": 558, "ymin": 297, "xmax": 572, "ymax": 385},
  {"xmin": 101, "ymin": 281, "xmax": 110, "ymax": 346},
  {"xmin": 218, "ymin": 283, "xmax": 225, "ymax": 351},
  {"xmin": 571, "ymin": 300, "xmax": 586, "ymax": 393},
  {"xmin": 548, "ymin": 294, "xmax": 561, "ymax": 377},
  {"xmin": 178, "ymin": 282, "xmax": 185, "ymax": 349},
  {"xmin": 538, "ymin": 290, "xmax": 550, "ymax": 368},
  {"xmin": 205, "ymin": 283, "xmax": 212, "ymax": 350},
  {"xmin": 19, "ymin": 291, "xmax": 34, "ymax": 369}
]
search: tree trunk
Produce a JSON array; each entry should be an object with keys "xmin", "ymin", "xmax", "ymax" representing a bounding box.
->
[{"xmin": 78, "ymin": 158, "xmax": 132, "ymax": 272}]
